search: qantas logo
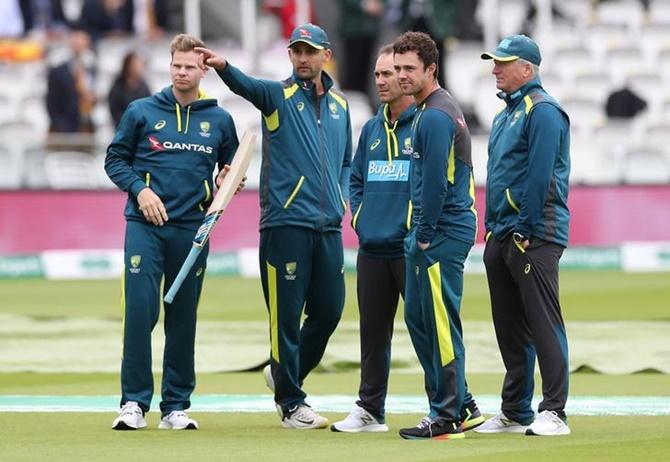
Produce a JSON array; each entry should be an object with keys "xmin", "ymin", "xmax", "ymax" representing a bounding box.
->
[
  {"xmin": 147, "ymin": 136, "xmax": 213, "ymax": 154},
  {"xmin": 149, "ymin": 136, "xmax": 165, "ymax": 151}
]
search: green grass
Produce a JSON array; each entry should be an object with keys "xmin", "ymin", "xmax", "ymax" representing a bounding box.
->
[
  {"xmin": 2, "ymin": 271, "xmax": 669, "ymax": 321},
  {"xmin": 1, "ymin": 413, "xmax": 669, "ymax": 462},
  {"xmin": 2, "ymin": 371, "xmax": 670, "ymax": 396},
  {"xmin": 1, "ymin": 271, "xmax": 669, "ymax": 460}
]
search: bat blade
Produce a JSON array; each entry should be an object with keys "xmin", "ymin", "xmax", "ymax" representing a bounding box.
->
[{"xmin": 164, "ymin": 130, "xmax": 257, "ymax": 303}]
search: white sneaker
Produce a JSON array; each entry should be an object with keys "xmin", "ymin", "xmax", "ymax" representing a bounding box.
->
[
  {"xmin": 158, "ymin": 410, "xmax": 199, "ymax": 430},
  {"xmin": 281, "ymin": 404, "xmax": 329, "ymax": 429},
  {"xmin": 525, "ymin": 410, "xmax": 571, "ymax": 436},
  {"xmin": 263, "ymin": 364, "xmax": 275, "ymax": 392},
  {"xmin": 474, "ymin": 412, "xmax": 528, "ymax": 434},
  {"xmin": 331, "ymin": 405, "xmax": 389, "ymax": 433},
  {"xmin": 112, "ymin": 401, "xmax": 147, "ymax": 430}
]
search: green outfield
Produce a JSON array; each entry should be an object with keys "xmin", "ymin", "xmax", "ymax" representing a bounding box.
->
[{"xmin": 1, "ymin": 271, "xmax": 669, "ymax": 461}]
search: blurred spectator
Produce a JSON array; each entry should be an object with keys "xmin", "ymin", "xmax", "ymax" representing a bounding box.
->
[
  {"xmin": 337, "ymin": 0, "xmax": 385, "ymax": 104},
  {"xmin": 0, "ymin": 0, "xmax": 24, "ymax": 38},
  {"xmin": 605, "ymin": 85, "xmax": 647, "ymax": 119},
  {"xmin": 133, "ymin": 0, "xmax": 167, "ymax": 40},
  {"xmin": 263, "ymin": 0, "xmax": 316, "ymax": 39},
  {"xmin": 108, "ymin": 51, "xmax": 151, "ymax": 127},
  {"xmin": 455, "ymin": 0, "xmax": 482, "ymax": 41},
  {"xmin": 387, "ymin": 0, "xmax": 459, "ymax": 89},
  {"xmin": 18, "ymin": 0, "xmax": 70, "ymax": 39},
  {"xmin": 78, "ymin": 0, "xmax": 133, "ymax": 43},
  {"xmin": 46, "ymin": 29, "xmax": 97, "ymax": 135}
]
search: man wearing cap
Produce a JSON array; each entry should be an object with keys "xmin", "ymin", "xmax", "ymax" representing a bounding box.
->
[
  {"xmin": 196, "ymin": 24, "xmax": 351, "ymax": 430},
  {"xmin": 475, "ymin": 34, "xmax": 571, "ymax": 437}
]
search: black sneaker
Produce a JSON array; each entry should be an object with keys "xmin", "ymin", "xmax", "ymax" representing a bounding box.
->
[
  {"xmin": 399, "ymin": 417, "xmax": 465, "ymax": 440},
  {"xmin": 460, "ymin": 401, "xmax": 486, "ymax": 431}
]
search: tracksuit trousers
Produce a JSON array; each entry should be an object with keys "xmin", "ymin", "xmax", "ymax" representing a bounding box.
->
[
  {"xmin": 403, "ymin": 230, "xmax": 472, "ymax": 423},
  {"xmin": 259, "ymin": 226, "xmax": 345, "ymax": 414},
  {"xmin": 355, "ymin": 253, "xmax": 405, "ymax": 421},
  {"xmin": 483, "ymin": 235, "xmax": 569, "ymax": 424},
  {"xmin": 120, "ymin": 220, "xmax": 208, "ymax": 416}
]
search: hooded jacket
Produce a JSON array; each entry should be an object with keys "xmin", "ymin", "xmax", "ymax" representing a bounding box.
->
[
  {"xmin": 409, "ymin": 89, "xmax": 477, "ymax": 246},
  {"xmin": 485, "ymin": 77, "xmax": 570, "ymax": 246},
  {"xmin": 216, "ymin": 64, "xmax": 352, "ymax": 233},
  {"xmin": 350, "ymin": 103, "xmax": 415, "ymax": 257},
  {"xmin": 105, "ymin": 86, "xmax": 239, "ymax": 229}
]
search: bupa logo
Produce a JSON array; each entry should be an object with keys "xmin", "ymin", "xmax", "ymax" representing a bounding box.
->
[
  {"xmin": 149, "ymin": 136, "xmax": 165, "ymax": 151},
  {"xmin": 367, "ymin": 160, "xmax": 410, "ymax": 182}
]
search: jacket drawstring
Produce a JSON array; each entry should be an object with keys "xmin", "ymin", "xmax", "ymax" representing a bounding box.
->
[{"xmin": 174, "ymin": 103, "xmax": 192, "ymax": 134}]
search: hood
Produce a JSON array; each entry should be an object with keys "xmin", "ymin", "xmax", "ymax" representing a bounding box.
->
[
  {"xmin": 154, "ymin": 86, "xmax": 219, "ymax": 134},
  {"xmin": 497, "ymin": 77, "xmax": 543, "ymax": 106}
]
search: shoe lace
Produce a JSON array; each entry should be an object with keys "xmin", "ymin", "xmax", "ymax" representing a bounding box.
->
[
  {"xmin": 537, "ymin": 410, "xmax": 561, "ymax": 423},
  {"xmin": 292, "ymin": 405, "xmax": 317, "ymax": 421},
  {"xmin": 120, "ymin": 402, "xmax": 141, "ymax": 415}
]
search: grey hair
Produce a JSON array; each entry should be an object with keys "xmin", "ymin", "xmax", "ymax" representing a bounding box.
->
[{"xmin": 517, "ymin": 58, "xmax": 540, "ymax": 78}]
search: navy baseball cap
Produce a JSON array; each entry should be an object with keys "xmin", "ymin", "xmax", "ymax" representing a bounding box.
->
[
  {"xmin": 287, "ymin": 23, "xmax": 330, "ymax": 50},
  {"xmin": 481, "ymin": 34, "xmax": 542, "ymax": 66}
]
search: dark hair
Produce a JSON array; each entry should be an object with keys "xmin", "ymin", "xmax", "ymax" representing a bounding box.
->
[
  {"xmin": 393, "ymin": 31, "xmax": 439, "ymax": 79},
  {"xmin": 119, "ymin": 51, "xmax": 141, "ymax": 82}
]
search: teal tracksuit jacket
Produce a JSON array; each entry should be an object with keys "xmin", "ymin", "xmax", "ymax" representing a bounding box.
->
[
  {"xmin": 216, "ymin": 64, "xmax": 352, "ymax": 232},
  {"xmin": 350, "ymin": 103, "xmax": 416, "ymax": 258},
  {"xmin": 485, "ymin": 77, "xmax": 570, "ymax": 246},
  {"xmin": 105, "ymin": 86, "xmax": 239, "ymax": 229}
]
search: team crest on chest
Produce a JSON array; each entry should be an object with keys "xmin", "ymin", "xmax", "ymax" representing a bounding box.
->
[
  {"xmin": 199, "ymin": 121, "xmax": 211, "ymax": 138},
  {"xmin": 329, "ymin": 102, "xmax": 340, "ymax": 119},
  {"xmin": 402, "ymin": 137, "xmax": 413, "ymax": 155},
  {"xmin": 510, "ymin": 111, "xmax": 523, "ymax": 127}
]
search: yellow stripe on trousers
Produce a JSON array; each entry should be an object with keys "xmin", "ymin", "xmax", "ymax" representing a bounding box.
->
[
  {"xmin": 267, "ymin": 262, "xmax": 280, "ymax": 362},
  {"xmin": 427, "ymin": 262, "xmax": 455, "ymax": 366},
  {"xmin": 120, "ymin": 266, "xmax": 126, "ymax": 349}
]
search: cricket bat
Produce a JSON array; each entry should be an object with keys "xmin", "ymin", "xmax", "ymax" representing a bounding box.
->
[{"xmin": 164, "ymin": 130, "xmax": 257, "ymax": 303}]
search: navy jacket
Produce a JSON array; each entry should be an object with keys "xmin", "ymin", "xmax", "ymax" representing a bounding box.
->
[
  {"xmin": 105, "ymin": 86, "xmax": 239, "ymax": 229},
  {"xmin": 350, "ymin": 103, "xmax": 415, "ymax": 257},
  {"xmin": 216, "ymin": 64, "xmax": 352, "ymax": 232},
  {"xmin": 485, "ymin": 77, "xmax": 570, "ymax": 246},
  {"xmin": 409, "ymin": 88, "xmax": 477, "ymax": 246}
]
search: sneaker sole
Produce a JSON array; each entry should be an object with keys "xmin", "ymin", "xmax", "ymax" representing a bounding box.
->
[
  {"xmin": 330, "ymin": 424, "xmax": 389, "ymax": 433},
  {"xmin": 399, "ymin": 432, "xmax": 466, "ymax": 440},
  {"xmin": 158, "ymin": 423, "xmax": 199, "ymax": 430},
  {"xmin": 475, "ymin": 426, "xmax": 528, "ymax": 434},
  {"xmin": 461, "ymin": 415, "xmax": 486, "ymax": 432},
  {"xmin": 112, "ymin": 421, "xmax": 146, "ymax": 430},
  {"xmin": 525, "ymin": 427, "xmax": 571, "ymax": 436},
  {"xmin": 263, "ymin": 365, "xmax": 274, "ymax": 393}
]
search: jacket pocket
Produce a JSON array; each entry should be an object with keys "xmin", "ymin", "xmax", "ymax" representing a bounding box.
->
[
  {"xmin": 505, "ymin": 187, "xmax": 521, "ymax": 214},
  {"xmin": 337, "ymin": 184, "xmax": 347, "ymax": 213},
  {"xmin": 352, "ymin": 201, "xmax": 363, "ymax": 230},
  {"xmin": 283, "ymin": 175, "xmax": 305, "ymax": 209},
  {"xmin": 198, "ymin": 179, "xmax": 212, "ymax": 211}
]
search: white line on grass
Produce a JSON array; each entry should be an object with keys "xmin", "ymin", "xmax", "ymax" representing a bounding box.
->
[{"xmin": 1, "ymin": 394, "xmax": 669, "ymax": 416}]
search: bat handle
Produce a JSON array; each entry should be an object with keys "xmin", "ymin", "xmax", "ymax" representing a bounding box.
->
[{"xmin": 164, "ymin": 245, "xmax": 202, "ymax": 304}]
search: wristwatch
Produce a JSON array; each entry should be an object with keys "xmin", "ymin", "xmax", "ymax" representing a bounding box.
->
[{"xmin": 512, "ymin": 232, "xmax": 528, "ymax": 244}]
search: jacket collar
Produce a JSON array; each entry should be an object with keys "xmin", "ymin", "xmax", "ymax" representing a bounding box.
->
[
  {"xmin": 497, "ymin": 77, "xmax": 543, "ymax": 106},
  {"xmin": 379, "ymin": 102, "xmax": 416, "ymax": 125},
  {"xmin": 292, "ymin": 70, "xmax": 335, "ymax": 96}
]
